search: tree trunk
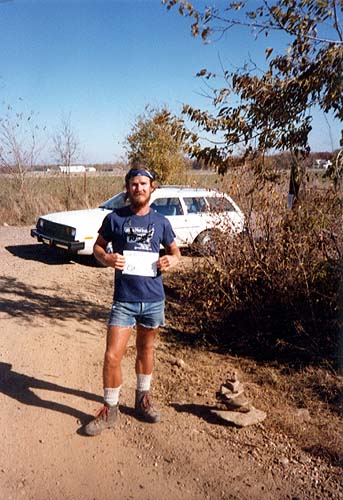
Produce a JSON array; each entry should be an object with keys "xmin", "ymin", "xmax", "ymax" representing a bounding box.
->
[{"xmin": 287, "ymin": 154, "xmax": 301, "ymax": 209}]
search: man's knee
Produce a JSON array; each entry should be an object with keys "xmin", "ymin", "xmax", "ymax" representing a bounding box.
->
[
  {"xmin": 104, "ymin": 349, "xmax": 122, "ymax": 368},
  {"xmin": 136, "ymin": 333, "xmax": 156, "ymax": 353},
  {"xmin": 136, "ymin": 343, "xmax": 154, "ymax": 359}
]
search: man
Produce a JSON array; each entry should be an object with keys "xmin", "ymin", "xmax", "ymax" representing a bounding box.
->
[{"xmin": 84, "ymin": 165, "xmax": 180, "ymax": 436}]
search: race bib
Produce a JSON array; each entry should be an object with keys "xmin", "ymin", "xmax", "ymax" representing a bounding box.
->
[{"xmin": 122, "ymin": 250, "xmax": 159, "ymax": 277}]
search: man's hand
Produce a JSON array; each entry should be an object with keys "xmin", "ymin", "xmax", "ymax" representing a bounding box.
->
[
  {"xmin": 104, "ymin": 252, "xmax": 126, "ymax": 270},
  {"xmin": 93, "ymin": 235, "xmax": 126, "ymax": 269},
  {"xmin": 157, "ymin": 241, "xmax": 181, "ymax": 272},
  {"xmin": 157, "ymin": 254, "xmax": 179, "ymax": 272}
]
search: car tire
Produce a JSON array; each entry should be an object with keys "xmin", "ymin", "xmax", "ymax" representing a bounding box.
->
[{"xmin": 194, "ymin": 230, "xmax": 218, "ymax": 256}]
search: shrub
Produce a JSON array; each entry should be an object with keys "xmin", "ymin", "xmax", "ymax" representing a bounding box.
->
[{"xmin": 178, "ymin": 177, "xmax": 342, "ymax": 367}]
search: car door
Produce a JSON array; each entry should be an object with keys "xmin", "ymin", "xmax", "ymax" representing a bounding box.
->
[
  {"xmin": 181, "ymin": 196, "xmax": 210, "ymax": 242},
  {"xmin": 150, "ymin": 196, "xmax": 190, "ymax": 246}
]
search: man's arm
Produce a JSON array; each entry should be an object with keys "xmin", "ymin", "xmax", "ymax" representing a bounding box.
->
[
  {"xmin": 93, "ymin": 234, "xmax": 126, "ymax": 269},
  {"xmin": 157, "ymin": 241, "xmax": 181, "ymax": 272}
]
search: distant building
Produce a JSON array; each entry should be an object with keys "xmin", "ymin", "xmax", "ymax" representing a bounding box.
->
[
  {"xmin": 59, "ymin": 165, "xmax": 96, "ymax": 173},
  {"xmin": 314, "ymin": 159, "xmax": 332, "ymax": 170}
]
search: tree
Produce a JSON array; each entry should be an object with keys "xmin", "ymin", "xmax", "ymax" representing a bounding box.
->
[
  {"xmin": 164, "ymin": 0, "xmax": 343, "ymax": 204},
  {"xmin": 52, "ymin": 114, "xmax": 80, "ymax": 209},
  {"xmin": 125, "ymin": 105, "xmax": 195, "ymax": 183},
  {"xmin": 0, "ymin": 104, "xmax": 43, "ymax": 192},
  {"xmin": 52, "ymin": 113, "xmax": 80, "ymax": 171}
]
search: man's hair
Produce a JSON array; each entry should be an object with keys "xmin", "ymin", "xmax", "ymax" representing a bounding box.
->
[{"xmin": 125, "ymin": 164, "xmax": 156, "ymax": 187}]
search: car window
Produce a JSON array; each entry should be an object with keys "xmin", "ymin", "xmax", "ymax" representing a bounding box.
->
[
  {"xmin": 183, "ymin": 197, "xmax": 207, "ymax": 214},
  {"xmin": 100, "ymin": 192, "xmax": 129, "ymax": 210},
  {"xmin": 151, "ymin": 197, "xmax": 183, "ymax": 216},
  {"xmin": 206, "ymin": 196, "xmax": 235, "ymax": 212}
]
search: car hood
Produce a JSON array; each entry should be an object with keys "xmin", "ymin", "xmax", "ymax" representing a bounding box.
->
[{"xmin": 40, "ymin": 207, "xmax": 111, "ymax": 229}]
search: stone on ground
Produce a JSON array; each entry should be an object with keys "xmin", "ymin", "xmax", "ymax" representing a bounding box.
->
[{"xmin": 211, "ymin": 407, "xmax": 267, "ymax": 427}]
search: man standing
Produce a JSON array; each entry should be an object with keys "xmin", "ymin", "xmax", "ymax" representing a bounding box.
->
[{"xmin": 84, "ymin": 166, "xmax": 180, "ymax": 436}]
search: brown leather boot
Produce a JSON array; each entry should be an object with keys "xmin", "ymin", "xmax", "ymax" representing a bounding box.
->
[
  {"xmin": 84, "ymin": 404, "xmax": 119, "ymax": 436},
  {"xmin": 135, "ymin": 390, "xmax": 161, "ymax": 423}
]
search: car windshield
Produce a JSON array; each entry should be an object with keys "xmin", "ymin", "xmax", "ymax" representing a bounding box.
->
[{"xmin": 99, "ymin": 192, "xmax": 129, "ymax": 210}]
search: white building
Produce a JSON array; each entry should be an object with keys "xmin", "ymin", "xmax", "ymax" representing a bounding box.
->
[
  {"xmin": 59, "ymin": 165, "xmax": 86, "ymax": 174},
  {"xmin": 59, "ymin": 165, "xmax": 97, "ymax": 174}
]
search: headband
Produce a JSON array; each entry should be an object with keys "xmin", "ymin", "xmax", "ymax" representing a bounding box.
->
[{"xmin": 126, "ymin": 168, "xmax": 155, "ymax": 181}]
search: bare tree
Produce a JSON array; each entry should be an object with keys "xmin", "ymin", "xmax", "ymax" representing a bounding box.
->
[
  {"xmin": 52, "ymin": 114, "xmax": 80, "ymax": 209},
  {"xmin": 0, "ymin": 105, "xmax": 43, "ymax": 192},
  {"xmin": 52, "ymin": 113, "xmax": 80, "ymax": 170}
]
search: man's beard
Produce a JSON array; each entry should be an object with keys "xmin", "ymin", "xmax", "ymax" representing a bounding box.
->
[{"xmin": 129, "ymin": 191, "xmax": 151, "ymax": 209}]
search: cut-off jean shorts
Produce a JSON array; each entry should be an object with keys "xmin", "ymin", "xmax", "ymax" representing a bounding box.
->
[{"xmin": 108, "ymin": 300, "xmax": 165, "ymax": 329}]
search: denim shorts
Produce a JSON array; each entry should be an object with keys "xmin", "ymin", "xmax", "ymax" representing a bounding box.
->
[{"xmin": 108, "ymin": 300, "xmax": 165, "ymax": 329}]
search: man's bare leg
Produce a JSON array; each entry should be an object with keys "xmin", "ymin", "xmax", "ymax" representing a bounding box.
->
[
  {"xmin": 135, "ymin": 325, "xmax": 158, "ymax": 375},
  {"xmin": 103, "ymin": 325, "xmax": 132, "ymax": 388},
  {"xmin": 135, "ymin": 325, "xmax": 160, "ymax": 422},
  {"xmin": 84, "ymin": 325, "xmax": 131, "ymax": 436}
]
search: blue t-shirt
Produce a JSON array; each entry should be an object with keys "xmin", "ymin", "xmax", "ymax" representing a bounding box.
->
[{"xmin": 99, "ymin": 206, "xmax": 176, "ymax": 302}]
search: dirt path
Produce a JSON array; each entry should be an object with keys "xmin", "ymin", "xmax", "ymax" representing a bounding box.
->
[{"xmin": 0, "ymin": 226, "xmax": 341, "ymax": 500}]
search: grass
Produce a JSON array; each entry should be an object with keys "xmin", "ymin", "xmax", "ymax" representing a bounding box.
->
[{"xmin": 0, "ymin": 173, "xmax": 125, "ymax": 225}]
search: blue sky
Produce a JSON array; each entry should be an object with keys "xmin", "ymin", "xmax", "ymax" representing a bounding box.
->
[{"xmin": 0, "ymin": 0, "xmax": 341, "ymax": 164}]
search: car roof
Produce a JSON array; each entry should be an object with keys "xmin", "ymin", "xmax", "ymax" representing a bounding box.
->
[{"xmin": 153, "ymin": 185, "xmax": 221, "ymax": 197}]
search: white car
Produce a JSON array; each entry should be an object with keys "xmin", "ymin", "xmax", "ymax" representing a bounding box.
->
[{"xmin": 30, "ymin": 186, "xmax": 245, "ymax": 255}]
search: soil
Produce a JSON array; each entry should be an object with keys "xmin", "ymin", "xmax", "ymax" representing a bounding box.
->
[{"xmin": 0, "ymin": 225, "xmax": 342, "ymax": 500}]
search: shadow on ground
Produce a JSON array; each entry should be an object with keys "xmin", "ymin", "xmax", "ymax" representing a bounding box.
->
[
  {"xmin": 0, "ymin": 362, "xmax": 102, "ymax": 422},
  {"xmin": 6, "ymin": 243, "xmax": 99, "ymax": 267},
  {"xmin": 171, "ymin": 402, "xmax": 229, "ymax": 426},
  {"xmin": 0, "ymin": 275, "xmax": 107, "ymax": 323}
]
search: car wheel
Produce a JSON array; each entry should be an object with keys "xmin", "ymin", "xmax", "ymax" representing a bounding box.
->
[{"xmin": 194, "ymin": 230, "xmax": 218, "ymax": 256}]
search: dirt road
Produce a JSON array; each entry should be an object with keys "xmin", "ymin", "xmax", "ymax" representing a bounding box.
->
[{"xmin": 0, "ymin": 226, "xmax": 341, "ymax": 500}]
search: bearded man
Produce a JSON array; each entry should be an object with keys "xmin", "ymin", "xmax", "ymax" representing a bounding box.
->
[{"xmin": 84, "ymin": 165, "xmax": 180, "ymax": 436}]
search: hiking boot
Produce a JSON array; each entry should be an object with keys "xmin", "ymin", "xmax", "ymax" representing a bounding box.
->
[
  {"xmin": 135, "ymin": 390, "xmax": 161, "ymax": 423},
  {"xmin": 84, "ymin": 404, "xmax": 119, "ymax": 436}
]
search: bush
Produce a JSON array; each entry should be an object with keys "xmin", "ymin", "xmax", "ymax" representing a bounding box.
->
[{"xmin": 177, "ymin": 178, "xmax": 342, "ymax": 367}]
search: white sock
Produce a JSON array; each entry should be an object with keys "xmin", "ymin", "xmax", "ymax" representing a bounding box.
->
[
  {"xmin": 104, "ymin": 386, "xmax": 121, "ymax": 407},
  {"xmin": 136, "ymin": 373, "xmax": 152, "ymax": 392}
]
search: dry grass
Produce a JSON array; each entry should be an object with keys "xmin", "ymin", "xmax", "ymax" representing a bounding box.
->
[
  {"xmin": 0, "ymin": 174, "xmax": 125, "ymax": 225},
  {"xmin": 0, "ymin": 169, "xmax": 216, "ymax": 225}
]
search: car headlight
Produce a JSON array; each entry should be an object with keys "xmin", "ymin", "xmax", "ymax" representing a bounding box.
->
[
  {"xmin": 38, "ymin": 218, "xmax": 44, "ymax": 229},
  {"xmin": 65, "ymin": 226, "xmax": 76, "ymax": 238}
]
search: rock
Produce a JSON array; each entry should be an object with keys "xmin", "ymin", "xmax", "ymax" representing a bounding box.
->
[
  {"xmin": 224, "ymin": 380, "xmax": 244, "ymax": 393},
  {"xmin": 219, "ymin": 383, "xmax": 244, "ymax": 397},
  {"xmin": 219, "ymin": 392, "xmax": 252, "ymax": 411},
  {"xmin": 292, "ymin": 408, "xmax": 311, "ymax": 422},
  {"xmin": 176, "ymin": 358, "xmax": 185, "ymax": 369},
  {"xmin": 298, "ymin": 454, "xmax": 311, "ymax": 465},
  {"xmin": 226, "ymin": 369, "xmax": 239, "ymax": 382},
  {"xmin": 219, "ymin": 384, "xmax": 231, "ymax": 396},
  {"xmin": 211, "ymin": 407, "xmax": 267, "ymax": 427}
]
